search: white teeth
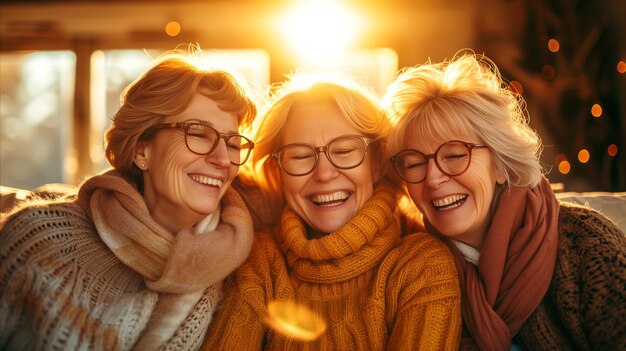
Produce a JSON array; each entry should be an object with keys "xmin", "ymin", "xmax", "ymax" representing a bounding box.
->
[
  {"xmin": 190, "ymin": 175, "xmax": 223, "ymax": 187},
  {"xmin": 432, "ymin": 194, "xmax": 467, "ymax": 209},
  {"xmin": 310, "ymin": 191, "xmax": 350, "ymax": 204}
]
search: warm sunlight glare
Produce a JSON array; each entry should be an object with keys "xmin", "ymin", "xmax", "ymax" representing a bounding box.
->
[
  {"xmin": 279, "ymin": 0, "xmax": 362, "ymax": 65},
  {"xmin": 266, "ymin": 300, "xmax": 326, "ymax": 341}
]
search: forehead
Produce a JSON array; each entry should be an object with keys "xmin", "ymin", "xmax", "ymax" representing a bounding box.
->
[
  {"xmin": 175, "ymin": 93, "xmax": 239, "ymax": 133},
  {"xmin": 281, "ymin": 102, "xmax": 358, "ymax": 145},
  {"xmin": 403, "ymin": 118, "xmax": 479, "ymax": 151}
]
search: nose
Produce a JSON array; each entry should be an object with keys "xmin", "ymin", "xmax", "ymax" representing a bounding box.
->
[
  {"xmin": 206, "ymin": 138, "xmax": 231, "ymax": 167},
  {"xmin": 312, "ymin": 152, "xmax": 339, "ymax": 182},
  {"xmin": 423, "ymin": 158, "xmax": 449, "ymax": 188}
]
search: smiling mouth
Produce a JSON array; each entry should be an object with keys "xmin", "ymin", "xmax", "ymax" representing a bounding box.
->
[
  {"xmin": 432, "ymin": 194, "xmax": 467, "ymax": 211},
  {"xmin": 309, "ymin": 191, "xmax": 351, "ymax": 207},
  {"xmin": 190, "ymin": 174, "xmax": 223, "ymax": 188}
]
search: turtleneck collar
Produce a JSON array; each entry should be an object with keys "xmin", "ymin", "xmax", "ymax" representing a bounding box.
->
[{"xmin": 275, "ymin": 182, "xmax": 401, "ymax": 283}]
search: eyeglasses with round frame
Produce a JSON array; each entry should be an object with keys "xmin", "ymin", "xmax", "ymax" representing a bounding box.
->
[
  {"xmin": 150, "ymin": 121, "xmax": 254, "ymax": 166},
  {"xmin": 390, "ymin": 140, "xmax": 488, "ymax": 183},
  {"xmin": 272, "ymin": 135, "xmax": 373, "ymax": 176}
]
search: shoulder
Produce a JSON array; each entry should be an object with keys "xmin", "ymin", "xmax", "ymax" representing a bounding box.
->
[
  {"xmin": 1, "ymin": 200, "xmax": 91, "ymax": 246},
  {"xmin": 556, "ymin": 203, "xmax": 626, "ymax": 256},
  {"xmin": 236, "ymin": 228, "xmax": 285, "ymax": 276},
  {"xmin": 385, "ymin": 232, "xmax": 458, "ymax": 280}
]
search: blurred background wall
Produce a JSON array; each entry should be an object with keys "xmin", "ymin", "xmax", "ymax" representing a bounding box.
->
[{"xmin": 1, "ymin": 0, "xmax": 624, "ymax": 192}]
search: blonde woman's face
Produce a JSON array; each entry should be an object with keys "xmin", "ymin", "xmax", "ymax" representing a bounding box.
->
[
  {"xmin": 136, "ymin": 94, "xmax": 240, "ymax": 233},
  {"xmin": 402, "ymin": 128, "xmax": 503, "ymax": 248},
  {"xmin": 279, "ymin": 102, "xmax": 379, "ymax": 235}
]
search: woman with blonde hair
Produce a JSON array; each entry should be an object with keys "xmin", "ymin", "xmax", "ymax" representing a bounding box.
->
[
  {"xmin": 203, "ymin": 72, "xmax": 461, "ymax": 350},
  {"xmin": 383, "ymin": 52, "xmax": 626, "ymax": 350},
  {"xmin": 0, "ymin": 51, "xmax": 257, "ymax": 350}
]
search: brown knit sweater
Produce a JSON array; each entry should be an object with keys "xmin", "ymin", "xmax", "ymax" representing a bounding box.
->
[
  {"xmin": 515, "ymin": 202, "xmax": 626, "ymax": 350},
  {"xmin": 203, "ymin": 183, "xmax": 461, "ymax": 350}
]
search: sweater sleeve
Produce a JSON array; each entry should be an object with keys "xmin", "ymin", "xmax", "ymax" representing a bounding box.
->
[
  {"xmin": 202, "ymin": 231, "xmax": 283, "ymax": 350},
  {"xmin": 385, "ymin": 233, "xmax": 462, "ymax": 350},
  {"xmin": 557, "ymin": 205, "xmax": 626, "ymax": 349}
]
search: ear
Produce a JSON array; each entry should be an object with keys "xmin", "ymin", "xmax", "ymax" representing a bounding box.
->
[{"xmin": 134, "ymin": 140, "xmax": 150, "ymax": 171}]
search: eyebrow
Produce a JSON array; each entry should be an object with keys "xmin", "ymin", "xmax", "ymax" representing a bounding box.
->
[{"xmin": 183, "ymin": 118, "xmax": 239, "ymax": 135}]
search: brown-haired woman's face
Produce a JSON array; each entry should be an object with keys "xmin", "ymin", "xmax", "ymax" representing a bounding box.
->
[
  {"xmin": 135, "ymin": 94, "xmax": 240, "ymax": 232},
  {"xmin": 279, "ymin": 102, "xmax": 379, "ymax": 235}
]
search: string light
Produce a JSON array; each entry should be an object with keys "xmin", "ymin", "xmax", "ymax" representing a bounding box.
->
[
  {"xmin": 558, "ymin": 160, "xmax": 571, "ymax": 174},
  {"xmin": 618, "ymin": 60, "xmax": 626, "ymax": 74},
  {"xmin": 578, "ymin": 149, "xmax": 590, "ymax": 163},
  {"xmin": 591, "ymin": 103, "xmax": 602, "ymax": 118},
  {"xmin": 548, "ymin": 39, "xmax": 560, "ymax": 52}
]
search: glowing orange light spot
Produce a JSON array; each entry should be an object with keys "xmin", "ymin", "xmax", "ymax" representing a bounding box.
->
[
  {"xmin": 577, "ymin": 149, "xmax": 590, "ymax": 163},
  {"xmin": 542, "ymin": 65, "xmax": 556, "ymax": 80},
  {"xmin": 266, "ymin": 301, "xmax": 326, "ymax": 341},
  {"xmin": 508, "ymin": 80, "xmax": 523, "ymax": 95},
  {"xmin": 591, "ymin": 104, "xmax": 602, "ymax": 117},
  {"xmin": 555, "ymin": 153, "xmax": 567, "ymax": 164},
  {"xmin": 618, "ymin": 61, "xmax": 626, "ymax": 74},
  {"xmin": 608, "ymin": 144, "xmax": 618, "ymax": 157},
  {"xmin": 548, "ymin": 39, "xmax": 560, "ymax": 52},
  {"xmin": 165, "ymin": 21, "xmax": 181, "ymax": 37},
  {"xmin": 558, "ymin": 160, "xmax": 571, "ymax": 174}
]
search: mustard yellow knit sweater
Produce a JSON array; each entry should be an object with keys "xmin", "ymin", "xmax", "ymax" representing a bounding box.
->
[{"xmin": 203, "ymin": 183, "xmax": 461, "ymax": 350}]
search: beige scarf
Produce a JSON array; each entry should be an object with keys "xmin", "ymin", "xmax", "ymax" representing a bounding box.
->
[{"xmin": 76, "ymin": 169, "xmax": 254, "ymax": 348}]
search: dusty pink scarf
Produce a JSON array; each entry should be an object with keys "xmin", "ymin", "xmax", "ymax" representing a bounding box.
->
[
  {"xmin": 76, "ymin": 169, "xmax": 254, "ymax": 294},
  {"xmin": 428, "ymin": 178, "xmax": 559, "ymax": 351}
]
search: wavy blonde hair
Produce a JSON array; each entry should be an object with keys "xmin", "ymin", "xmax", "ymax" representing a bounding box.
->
[
  {"xmin": 242, "ymin": 72, "xmax": 391, "ymax": 210},
  {"xmin": 105, "ymin": 50, "xmax": 257, "ymax": 191},
  {"xmin": 383, "ymin": 52, "xmax": 543, "ymax": 188}
]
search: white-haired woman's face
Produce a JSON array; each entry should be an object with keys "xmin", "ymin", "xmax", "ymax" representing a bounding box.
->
[
  {"xmin": 400, "ymin": 128, "xmax": 504, "ymax": 248},
  {"xmin": 277, "ymin": 102, "xmax": 380, "ymax": 236}
]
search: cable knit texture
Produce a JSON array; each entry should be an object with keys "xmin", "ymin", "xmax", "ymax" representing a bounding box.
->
[
  {"xmin": 515, "ymin": 203, "xmax": 626, "ymax": 350},
  {"xmin": 0, "ymin": 170, "xmax": 254, "ymax": 350},
  {"xmin": 203, "ymin": 182, "xmax": 461, "ymax": 350}
]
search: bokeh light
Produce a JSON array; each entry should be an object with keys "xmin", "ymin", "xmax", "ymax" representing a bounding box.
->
[
  {"xmin": 558, "ymin": 160, "xmax": 571, "ymax": 174},
  {"xmin": 508, "ymin": 80, "xmax": 523, "ymax": 95},
  {"xmin": 165, "ymin": 21, "xmax": 181, "ymax": 37},
  {"xmin": 608, "ymin": 144, "xmax": 618, "ymax": 157},
  {"xmin": 577, "ymin": 149, "xmax": 590, "ymax": 163},
  {"xmin": 548, "ymin": 39, "xmax": 560, "ymax": 52},
  {"xmin": 618, "ymin": 60, "xmax": 626, "ymax": 74},
  {"xmin": 266, "ymin": 300, "xmax": 326, "ymax": 341},
  {"xmin": 591, "ymin": 103, "xmax": 602, "ymax": 117}
]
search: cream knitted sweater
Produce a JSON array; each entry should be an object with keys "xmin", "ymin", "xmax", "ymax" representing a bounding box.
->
[{"xmin": 0, "ymin": 172, "xmax": 258, "ymax": 351}]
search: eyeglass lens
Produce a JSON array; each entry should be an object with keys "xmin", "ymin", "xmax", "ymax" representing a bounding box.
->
[
  {"xmin": 277, "ymin": 136, "xmax": 368, "ymax": 176},
  {"xmin": 185, "ymin": 123, "xmax": 252, "ymax": 165},
  {"xmin": 394, "ymin": 141, "xmax": 474, "ymax": 183}
]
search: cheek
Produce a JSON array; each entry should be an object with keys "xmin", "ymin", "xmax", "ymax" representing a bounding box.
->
[{"xmin": 153, "ymin": 141, "xmax": 190, "ymax": 182}]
